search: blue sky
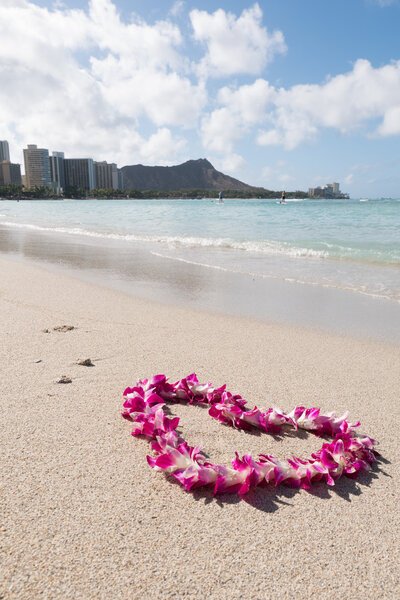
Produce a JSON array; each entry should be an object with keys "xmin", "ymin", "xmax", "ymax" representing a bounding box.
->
[{"xmin": 1, "ymin": 0, "xmax": 400, "ymax": 196}]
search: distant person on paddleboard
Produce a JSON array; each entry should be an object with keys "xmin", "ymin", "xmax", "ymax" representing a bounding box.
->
[
  {"xmin": 280, "ymin": 190, "xmax": 286, "ymax": 204},
  {"xmin": 218, "ymin": 191, "xmax": 224, "ymax": 203}
]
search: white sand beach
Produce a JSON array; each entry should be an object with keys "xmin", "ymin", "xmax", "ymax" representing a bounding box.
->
[{"xmin": 1, "ymin": 254, "xmax": 399, "ymax": 599}]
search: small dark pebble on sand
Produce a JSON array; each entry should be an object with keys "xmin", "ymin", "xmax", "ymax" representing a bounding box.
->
[
  {"xmin": 57, "ymin": 375, "xmax": 72, "ymax": 384},
  {"xmin": 77, "ymin": 358, "xmax": 94, "ymax": 367}
]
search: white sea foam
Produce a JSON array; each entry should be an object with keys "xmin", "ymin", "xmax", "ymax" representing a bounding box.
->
[{"xmin": 0, "ymin": 219, "xmax": 328, "ymax": 259}]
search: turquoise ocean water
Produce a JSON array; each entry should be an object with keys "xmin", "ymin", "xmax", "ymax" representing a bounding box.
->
[{"xmin": 0, "ymin": 197, "xmax": 399, "ymax": 303}]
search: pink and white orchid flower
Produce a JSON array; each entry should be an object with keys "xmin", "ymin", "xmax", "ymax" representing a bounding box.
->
[{"xmin": 122, "ymin": 374, "xmax": 378, "ymax": 496}]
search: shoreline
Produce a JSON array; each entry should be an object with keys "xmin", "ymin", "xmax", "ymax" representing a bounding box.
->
[
  {"xmin": 1, "ymin": 224, "xmax": 399, "ymax": 345},
  {"xmin": 1, "ymin": 252, "xmax": 400, "ymax": 599}
]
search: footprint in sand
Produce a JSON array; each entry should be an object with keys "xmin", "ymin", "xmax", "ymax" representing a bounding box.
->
[{"xmin": 53, "ymin": 325, "xmax": 76, "ymax": 332}]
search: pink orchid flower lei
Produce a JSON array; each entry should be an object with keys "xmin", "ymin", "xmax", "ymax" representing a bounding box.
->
[{"xmin": 122, "ymin": 373, "xmax": 377, "ymax": 495}]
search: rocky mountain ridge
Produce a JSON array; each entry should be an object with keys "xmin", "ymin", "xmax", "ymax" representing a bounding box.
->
[{"xmin": 121, "ymin": 158, "xmax": 253, "ymax": 191}]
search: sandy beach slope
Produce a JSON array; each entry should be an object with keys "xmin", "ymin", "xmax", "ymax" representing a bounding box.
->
[{"xmin": 1, "ymin": 255, "xmax": 399, "ymax": 599}]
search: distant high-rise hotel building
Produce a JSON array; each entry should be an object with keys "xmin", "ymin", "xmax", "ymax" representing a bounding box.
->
[
  {"xmin": 0, "ymin": 140, "xmax": 21, "ymax": 186},
  {"xmin": 50, "ymin": 151, "xmax": 65, "ymax": 194},
  {"xmin": 0, "ymin": 140, "xmax": 10, "ymax": 162},
  {"xmin": 94, "ymin": 161, "xmax": 112, "ymax": 189},
  {"xmin": 64, "ymin": 158, "xmax": 95, "ymax": 191},
  {"xmin": 23, "ymin": 144, "xmax": 51, "ymax": 188},
  {"xmin": 111, "ymin": 164, "xmax": 118, "ymax": 190},
  {"xmin": 93, "ymin": 161, "xmax": 119, "ymax": 190},
  {"xmin": 0, "ymin": 161, "xmax": 22, "ymax": 186},
  {"xmin": 308, "ymin": 182, "xmax": 342, "ymax": 198},
  {"xmin": 117, "ymin": 169, "xmax": 124, "ymax": 191}
]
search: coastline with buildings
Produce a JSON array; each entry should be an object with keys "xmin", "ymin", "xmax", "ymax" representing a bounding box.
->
[
  {"xmin": 22, "ymin": 143, "xmax": 122, "ymax": 195},
  {"xmin": 0, "ymin": 139, "xmax": 349, "ymax": 199},
  {"xmin": 1, "ymin": 140, "xmax": 122, "ymax": 198},
  {"xmin": 308, "ymin": 182, "xmax": 349, "ymax": 199}
]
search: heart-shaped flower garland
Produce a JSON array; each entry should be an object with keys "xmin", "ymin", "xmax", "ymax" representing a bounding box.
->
[{"xmin": 122, "ymin": 373, "xmax": 377, "ymax": 495}]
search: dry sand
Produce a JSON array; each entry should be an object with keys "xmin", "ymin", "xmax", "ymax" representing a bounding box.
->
[{"xmin": 1, "ymin": 254, "xmax": 399, "ymax": 600}]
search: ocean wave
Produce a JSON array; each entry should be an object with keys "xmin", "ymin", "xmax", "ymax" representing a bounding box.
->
[
  {"xmin": 2, "ymin": 217, "xmax": 398, "ymax": 263},
  {"xmin": 0, "ymin": 219, "xmax": 328, "ymax": 258},
  {"xmin": 151, "ymin": 251, "xmax": 400, "ymax": 304}
]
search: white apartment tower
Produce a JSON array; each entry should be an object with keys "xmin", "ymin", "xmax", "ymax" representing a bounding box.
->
[{"xmin": 23, "ymin": 144, "xmax": 51, "ymax": 188}]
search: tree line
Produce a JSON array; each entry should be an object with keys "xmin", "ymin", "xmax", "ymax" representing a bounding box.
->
[{"xmin": 0, "ymin": 184, "xmax": 308, "ymax": 200}]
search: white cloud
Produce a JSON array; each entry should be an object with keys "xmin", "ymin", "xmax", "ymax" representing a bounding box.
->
[
  {"xmin": 217, "ymin": 79, "xmax": 275, "ymax": 124},
  {"xmin": 201, "ymin": 79, "xmax": 274, "ymax": 153},
  {"xmin": 200, "ymin": 108, "xmax": 244, "ymax": 153},
  {"xmin": 258, "ymin": 59, "xmax": 400, "ymax": 149},
  {"xmin": 190, "ymin": 4, "xmax": 286, "ymax": 78},
  {"xmin": 214, "ymin": 153, "xmax": 246, "ymax": 174},
  {"xmin": 376, "ymin": 106, "xmax": 400, "ymax": 135},
  {"xmin": 201, "ymin": 58, "xmax": 400, "ymax": 156},
  {"xmin": 257, "ymin": 113, "xmax": 318, "ymax": 150},
  {"xmin": 0, "ymin": 0, "xmax": 203, "ymax": 167},
  {"xmin": 169, "ymin": 1, "xmax": 185, "ymax": 17},
  {"xmin": 198, "ymin": 58, "xmax": 400, "ymax": 156},
  {"xmin": 91, "ymin": 56, "xmax": 207, "ymax": 128},
  {"xmin": 89, "ymin": 0, "xmax": 184, "ymax": 71},
  {"xmin": 140, "ymin": 128, "xmax": 187, "ymax": 164}
]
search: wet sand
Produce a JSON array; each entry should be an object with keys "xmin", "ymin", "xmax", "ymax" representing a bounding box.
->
[
  {"xmin": 1, "ymin": 224, "xmax": 400, "ymax": 344},
  {"xmin": 0, "ymin": 254, "xmax": 399, "ymax": 599}
]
